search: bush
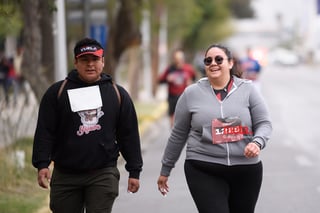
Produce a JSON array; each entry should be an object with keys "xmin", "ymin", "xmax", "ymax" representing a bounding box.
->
[{"xmin": 0, "ymin": 138, "xmax": 48, "ymax": 213}]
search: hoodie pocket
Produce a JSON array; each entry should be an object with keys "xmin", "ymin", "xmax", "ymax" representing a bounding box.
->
[
  {"xmin": 200, "ymin": 122, "xmax": 228, "ymax": 157},
  {"xmin": 100, "ymin": 141, "xmax": 120, "ymax": 162},
  {"xmin": 201, "ymin": 123, "xmax": 213, "ymax": 144}
]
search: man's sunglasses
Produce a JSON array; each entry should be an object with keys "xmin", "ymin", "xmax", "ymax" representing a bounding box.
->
[{"xmin": 203, "ymin": 55, "xmax": 225, "ymax": 66}]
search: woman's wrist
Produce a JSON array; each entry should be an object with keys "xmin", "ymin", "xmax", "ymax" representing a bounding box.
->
[{"xmin": 252, "ymin": 141, "xmax": 262, "ymax": 150}]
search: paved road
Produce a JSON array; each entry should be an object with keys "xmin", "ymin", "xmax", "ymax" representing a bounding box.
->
[
  {"xmin": 113, "ymin": 115, "xmax": 197, "ymax": 213},
  {"xmin": 256, "ymin": 64, "xmax": 320, "ymax": 213},
  {"xmin": 113, "ymin": 64, "xmax": 320, "ymax": 213}
]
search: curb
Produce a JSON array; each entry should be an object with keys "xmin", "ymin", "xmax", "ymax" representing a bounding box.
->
[{"xmin": 138, "ymin": 101, "xmax": 167, "ymax": 137}]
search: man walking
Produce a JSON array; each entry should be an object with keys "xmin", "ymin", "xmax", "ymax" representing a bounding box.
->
[{"xmin": 32, "ymin": 38, "xmax": 143, "ymax": 213}]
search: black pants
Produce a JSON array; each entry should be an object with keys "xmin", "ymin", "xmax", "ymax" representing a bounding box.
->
[
  {"xmin": 184, "ymin": 160, "xmax": 263, "ymax": 213},
  {"xmin": 50, "ymin": 167, "xmax": 120, "ymax": 213},
  {"xmin": 168, "ymin": 94, "xmax": 180, "ymax": 116}
]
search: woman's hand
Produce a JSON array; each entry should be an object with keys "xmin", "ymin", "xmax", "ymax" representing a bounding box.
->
[
  {"xmin": 157, "ymin": 175, "xmax": 169, "ymax": 196},
  {"xmin": 244, "ymin": 142, "xmax": 261, "ymax": 158}
]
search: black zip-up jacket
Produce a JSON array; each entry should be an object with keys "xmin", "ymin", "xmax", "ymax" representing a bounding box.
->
[{"xmin": 32, "ymin": 70, "xmax": 143, "ymax": 178}]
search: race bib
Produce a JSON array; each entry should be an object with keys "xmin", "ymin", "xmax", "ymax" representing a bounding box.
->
[
  {"xmin": 67, "ymin": 86, "xmax": 102, "ymax": 112},
  {"xmin": 212, "ymin": 117, "xmax": 247, "ymax": 144}
]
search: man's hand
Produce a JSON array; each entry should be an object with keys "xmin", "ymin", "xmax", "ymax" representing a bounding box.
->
[
  {"xmin": 38, "ymin": 168, "xmax": 51, "ymax": 189},
  {"xmin": 127, "ymin": 178, "xmax": 140, "ymax": 193}
]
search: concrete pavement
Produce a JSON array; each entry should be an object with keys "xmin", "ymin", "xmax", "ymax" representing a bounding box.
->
[
  {"xmin": 113, "ymin": 64, "xmax": 320, "ymax": 213},
  {"xmin": 113, "ymin": 116, "xmax": 197, "ymax": 213}
]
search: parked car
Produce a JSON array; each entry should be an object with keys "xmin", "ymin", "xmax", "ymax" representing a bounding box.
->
[{"xmin": 267, "ymin": 47, "xmax": 300, "ymax": 66}]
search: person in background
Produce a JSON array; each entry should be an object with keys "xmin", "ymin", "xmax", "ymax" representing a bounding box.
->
[
  {"xmin": 240, "ymin": 47, "xmax": 262, "ymax": 90},
  {"xmin": 13, "ymin": 46, "xmax": 29, "ymax": 104},
  {"xmin": 6, "ymin": 57, "xmax": 19, "ymax": 106},
  {"xmin": 157, "ymin": 44, "xmax": 272, "ymax": 213},
  {"xmin": 193, "ymin": 51, "xmax": 206, "ymax": 77},
  {"xmin": 158, "ymin": 49, "xmax": 196, "ymax": 127},
  {"xmin": 32, "ymin": 38, "xmax": 143, "ymax": 213},
  {"xmin": 13, "ymin": 46, "xmax": 23, "ymax": 78},
  {"xmin": 0, "ymin": 55, "xmax": 10, "ymax": 105}
]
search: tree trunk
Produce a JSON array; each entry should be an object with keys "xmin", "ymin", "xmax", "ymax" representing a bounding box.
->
[
  {"xmin": 127, "ymin": 46, "xmax": 141, "ymax": 100},
  {"xmin": 105, "ymin": 0, "xmax": 141, "ymax": 80},
  {"xmin": 39, "ymin": 0, "xmax": 55, "ymax": 83},
  {"xmin": 151, "ymin": 3, "xmax": 166, "ymax": 97},
  {"xmin": 151, "ymin": 35, "xmax": 159, "ymax": 97},
  {"xmin": 21, "ymin": 0, "xmax": 49, "ymax": 102}
]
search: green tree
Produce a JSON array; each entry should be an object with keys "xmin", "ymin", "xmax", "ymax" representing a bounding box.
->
[
  {"xmin": 180, "ymin": 0, "xmax": 233, "ymax": 52},
  {"xmin": 145, "ymin": 0, "xmax": 237, "ymax": 60},
  {"xmin": 65, "ymin": 0, "xmax": 143, "ymax": 93},
  {"xmin": 0, "ymin": 0, "xmax": 56, "ymax": 101},
  {"xmin": 0, "ymin": 1, "xmax": 22, "ymax": 44},
  {"xmin": 151, "ymin": 0, "xmax": 254, "ymax": 53},
  {"xmin": 20, "ymin": 0, "xmax": 56, "ymax": 101},
  {"xmin": 145, "ymin": 0, "xmax": 235, "ymax": 95},
  {"xmin": 104, "ymin": 0, "xmax": 142, "ymax": 77},
  {"xmin": 228, "ymin": 0, "xmax": 255, "ymax": 19},
  {"xmin": 12, "ymin": 0, "xmax": 254, "ymax": 102}
]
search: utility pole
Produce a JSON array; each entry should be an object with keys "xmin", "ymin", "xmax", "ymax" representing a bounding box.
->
[
  {"xmin": 83, "ymin": 0, "xmax": 91, "ymax": 37},
  {"xmin": 53, "ymin": 0, "xmax": 67, "ymax": 81},
  {"xmin": 141, "ymin": 9, "xmax": 152, "ymax": 100},
  {"xmin": 158, "ymin": 7, "xmax": 168, "ymax": 74},
  {"xmin": 302, "ymin": 0, "xmax": 319, "ymax": 64}
]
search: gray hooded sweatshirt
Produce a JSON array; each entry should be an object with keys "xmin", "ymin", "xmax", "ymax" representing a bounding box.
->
[{"xmin": 160, "ymin": 76, "xmax": 272, "ymax": 176}]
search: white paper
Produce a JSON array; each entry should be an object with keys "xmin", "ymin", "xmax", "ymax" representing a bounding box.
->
[{"xmin": 67, "ymin": 85, "xmax": 102, "ymax": 112}]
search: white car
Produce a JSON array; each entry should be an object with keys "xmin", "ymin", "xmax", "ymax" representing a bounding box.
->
[{"xmin": 268, "ymin": 48, "xmax": 300, "ymax": 66}]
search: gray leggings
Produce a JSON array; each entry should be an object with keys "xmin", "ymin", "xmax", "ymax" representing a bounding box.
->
[
  {"xmin": 50, "ymin": 167, "xmax": 120, "ymax": 213},
  {"xmin": 184, "ymin": 160, "xmax": 263, "ymax": 213}
]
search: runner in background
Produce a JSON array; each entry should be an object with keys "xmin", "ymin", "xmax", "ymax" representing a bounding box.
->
[
  {"xmin": 240, "ymin": 47, "xmax": 262, "ymax": 90},
  {"xmin": 158, "ymin": 49, "xmax": 196, "ymax": 127}
]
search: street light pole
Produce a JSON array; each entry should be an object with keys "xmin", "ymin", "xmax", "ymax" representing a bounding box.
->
[
  {"xmin": 141, "ymin": 9, "xmax": 152, "ymax": 100},
  {"xmin": 53, "ymin": 0, "xmax": 68, "ymax": 81},
  {"xmin": 83, "ymin": 0, "xmax": 91, "ymax": 37}
]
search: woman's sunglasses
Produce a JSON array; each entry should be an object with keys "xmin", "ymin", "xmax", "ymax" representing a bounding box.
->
[{"xmin": 203, "ymin": 55, "xmax": 225, "ymax": 66}]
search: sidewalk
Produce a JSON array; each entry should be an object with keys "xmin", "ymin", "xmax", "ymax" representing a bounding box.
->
[
  {"xmin": 138, "ymin": 101, "xmax": 167, "ymax": 136},
  {"xmin": 113, "ymin": 115, "xmax": 197, "ymax": 213}
]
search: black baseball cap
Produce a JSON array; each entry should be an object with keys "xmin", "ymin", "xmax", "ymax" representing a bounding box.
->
[{"xmin": 74, "ymin": 38, "xmax": 104, "ymax": 58}]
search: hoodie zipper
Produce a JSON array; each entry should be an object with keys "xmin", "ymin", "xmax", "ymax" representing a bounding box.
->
[
  {"xmin": 219, "ymin": 103, "xmax": 231, "ymax": 165},
  {"xmin": 222, "ymin": 87, "xmax": 237, "ymax": 166},
  {"xmin": 211, "ymin": 86, "xmax": 232, "ymax": 165},
  {"xmin": 208, "ymin": 77, "xmax": 247, "ymax": 166},
  {"xmin": 211, "ymin": 81, "xmax": 239, "ymax": 166}
]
